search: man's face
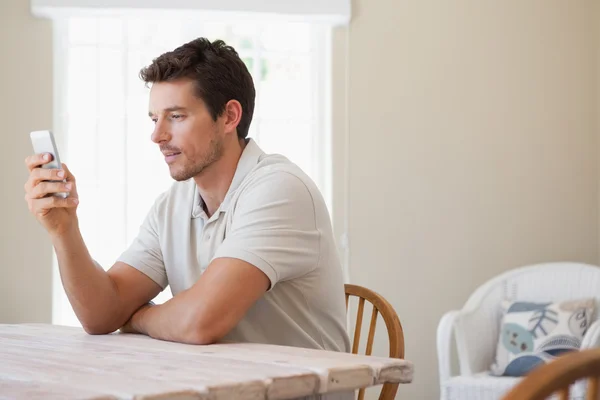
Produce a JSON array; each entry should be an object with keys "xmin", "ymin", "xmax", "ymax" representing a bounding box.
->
[{"xmin": 148, "ymin": 79, "xmax": 224, "ymax": 181}]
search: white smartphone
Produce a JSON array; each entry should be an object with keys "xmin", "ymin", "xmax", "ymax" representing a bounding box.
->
[{"xmin": 29, "ymin": 130, "xmax": 68, "ymax": 199}]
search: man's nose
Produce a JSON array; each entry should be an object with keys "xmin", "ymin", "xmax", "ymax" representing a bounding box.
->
[{"xmin": 151, "ymin": 120, "xmax": 170, "ymax": 144}]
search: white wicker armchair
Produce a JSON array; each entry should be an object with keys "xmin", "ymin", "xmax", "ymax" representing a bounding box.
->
[{"xmin": 437, "ymin": 262, "xmax": 600, "ymax": 400}]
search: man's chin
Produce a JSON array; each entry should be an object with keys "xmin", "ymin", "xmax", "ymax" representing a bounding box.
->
[
  {"xmin": 169, "ymin": 161, "xmax": 212, "ymax": 182},
  {"xmin": 170, "ymin": 174, "xmax": 191, "ymax": 182},
  {"xmin": 169, "ymin": 168, "xmax": 192, "ymax": 182}
]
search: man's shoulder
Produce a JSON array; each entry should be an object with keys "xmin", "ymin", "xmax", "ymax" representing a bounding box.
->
[
  {"xmin": 243, "ymin": 153, "xmax": 320, "ymax": 197},
  {"xmin": 230, "ymin": 153, "xmax": 329, "ymax": 224}
]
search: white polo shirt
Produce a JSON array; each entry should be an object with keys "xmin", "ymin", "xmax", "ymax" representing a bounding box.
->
[{"xmin": 118, "ymin": 139, "xmax": 351, "ymax": 354}]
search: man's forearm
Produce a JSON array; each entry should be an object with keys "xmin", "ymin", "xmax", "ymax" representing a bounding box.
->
[
  {"xmin": 126, "ymin": 289, "xmax": 216, "ymax": 345},
  {"xmin": 124, "ymin": 258, "xmax": 269, "ymax": 345},
  {"xmin": 51, "ymin": 222, "xmax": 123, "ymax": 334}
]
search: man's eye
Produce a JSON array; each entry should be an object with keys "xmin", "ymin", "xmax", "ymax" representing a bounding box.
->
[
  {"xmin": 151, "ymin": 118, "xmax": 158, "ymax": 124},
  {"xmin": 171, "ymin": 114, "xmax": 183, "ymax": 119}
]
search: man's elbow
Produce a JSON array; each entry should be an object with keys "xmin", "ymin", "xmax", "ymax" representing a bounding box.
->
[
  {"xmin": 82, "ymin": 322, "xmax": 117, "ymax": 335},
  {"xmin": 81, "ymin": 315, "xmax": 123, "ymax": 335},
  {"xmin": 182, "ymin": 330, "xmax": 216, "ymax": 345},
  {"xmin": 182, "ymin": 316, "xmax": 223, "ymax": 345}
]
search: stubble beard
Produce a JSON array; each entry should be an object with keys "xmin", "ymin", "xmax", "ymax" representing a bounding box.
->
[{"xmin": 170, "ymin": 135, "xmax": 224, "ymax": 182}]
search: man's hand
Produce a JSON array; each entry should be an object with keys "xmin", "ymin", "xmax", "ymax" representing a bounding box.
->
[
  {"xmin": 120, "ymin": 302, "xmax": 156, "ymax": 334},
  {"xmin": 23, "ymin": 155, "xmax": 163, "ymax": 336},
  {"xmin": 24, "ymin": 154, "xmax": 80, "ymax": 236},
  {"xmin": 120, "ymin": 303, "xmax": 154, "ymax": 335}
]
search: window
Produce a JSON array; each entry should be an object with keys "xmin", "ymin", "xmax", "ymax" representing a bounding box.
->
[{"xmin": 51, "ymin": 16, "xmax": 332, "ymax": 326}]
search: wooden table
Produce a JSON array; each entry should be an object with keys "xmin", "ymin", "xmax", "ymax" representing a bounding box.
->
[{"xmin": 0, "ymin": 324, "xmax": 413, "ymax": 399}]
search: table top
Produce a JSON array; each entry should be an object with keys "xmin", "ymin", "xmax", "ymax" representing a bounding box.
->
[{"xmin": 0, "ymin": 323, "xmax": 413, "ymax": 400}]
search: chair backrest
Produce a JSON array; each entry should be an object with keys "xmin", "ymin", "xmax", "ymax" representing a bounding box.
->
[
  {"xmin": 465, "ymin": 263, "xmax": 600, "ymax": 311},
  {"xmin": 456, "ymin": 262, "xmax": 600, "ymax": 374},
  {"xmin": 345, "ymin": 284, "xmax": 404, "ymax": 400},
  {"xmin": 501, "ymin": 348, "xmax": 600, "ymax": 400}
]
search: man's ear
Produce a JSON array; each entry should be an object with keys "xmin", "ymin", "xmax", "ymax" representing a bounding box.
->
[{"xmin": 223, "ymin": 100, "xmax": 242, "ymax": 135}]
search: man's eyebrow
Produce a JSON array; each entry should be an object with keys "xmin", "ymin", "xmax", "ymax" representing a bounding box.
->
[{"xmin": 148, "ymin": 106, "xmax": 187, "ymax": 117}]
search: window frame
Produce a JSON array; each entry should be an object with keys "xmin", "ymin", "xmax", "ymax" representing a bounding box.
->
[{"xmin": 50, "ymin": 15, "xmax": 334, "ymax": 326}]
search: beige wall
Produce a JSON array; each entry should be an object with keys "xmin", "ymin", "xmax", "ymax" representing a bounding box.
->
[
  {"xmin": 1, "ymin": 0, "xmax": 599, "ymax": 399},
  {"xmin": 0, "ymin": 0, "xmax": 54, "ymax": 323},
  {"xmin": 340, "ymin": 0, "xmax": 598, "ymax": 398}
]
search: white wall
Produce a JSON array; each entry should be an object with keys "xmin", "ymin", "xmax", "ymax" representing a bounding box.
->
[
  {"xmin": 340, "ymin": 0, "xmax": 598, "ymax": 398},
  {"xmin": 1, "ymin": 0, "xmax": 599, "ymax": 399},
  {"xmin": 0, "ymin": 0, "xmax": 54, "ymax": 323}
]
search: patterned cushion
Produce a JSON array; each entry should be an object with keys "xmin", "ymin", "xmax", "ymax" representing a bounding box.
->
[{"xmin": 490, "ymin": 298, "xmax": 595, "ymax": 377}]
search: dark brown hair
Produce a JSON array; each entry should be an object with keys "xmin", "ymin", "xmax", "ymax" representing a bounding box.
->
[{"xmin": 140, "ymin": 38, "xmax": 256, "ymax": 139}]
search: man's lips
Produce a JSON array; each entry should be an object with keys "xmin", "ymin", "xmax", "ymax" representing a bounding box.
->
[{"xmin": 163, "ymin": 152, "xmax": 181, "ymax": 163}]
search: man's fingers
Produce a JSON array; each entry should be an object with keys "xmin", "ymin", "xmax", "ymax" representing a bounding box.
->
[
  {"xmin": 30, "ymin": 181, "xmax": 73, "ymax": 199},
  {"xmin": 25, "ymin": 153, "xmax": 53, "ymax": 172},
  {"xmin": 31, "ymin": 195, "xmax": 79, "ymax": 214},
  {"xmin": 61, "ymin": 163, "xmax": 76, "ymax": 183},
  {"xmin": 28, "ymin": 167, "xmax": 66, "ymax": 187}
]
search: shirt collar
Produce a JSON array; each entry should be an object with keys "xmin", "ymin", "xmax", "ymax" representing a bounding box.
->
[{"xmin": 191, "ymin": 138, "xmax": 264, "ymax": 220}]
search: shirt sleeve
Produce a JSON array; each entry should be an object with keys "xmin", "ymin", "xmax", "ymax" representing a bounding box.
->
[
  {"xmin": 117, "ymin": 198, "xmax": 168, "ymax": 290},
  {"xmin": 213, "ymin": 171, "xmax": 321, "ymax": 290}
]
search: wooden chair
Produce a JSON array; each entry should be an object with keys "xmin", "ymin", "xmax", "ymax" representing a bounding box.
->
[
  {"xmin": 345, "ymin": 284, "xmax": 405, "ymax": 400},
  {"xmin": 501, "ymin": 348, "xmax": 600, "ymax": 400}
]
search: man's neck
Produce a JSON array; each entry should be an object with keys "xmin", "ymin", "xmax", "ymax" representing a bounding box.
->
[{"xmin": 193, "ymin": 138, "xmax": 246, "ymax": 218}]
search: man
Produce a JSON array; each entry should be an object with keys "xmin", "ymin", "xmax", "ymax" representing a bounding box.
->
[{"xmin": 23, "ymin": 38, "xmax": 350, "ymax": 354}]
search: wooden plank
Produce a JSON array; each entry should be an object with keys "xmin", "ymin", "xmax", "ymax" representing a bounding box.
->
[
  {"xmin": 0, "ymin": 324, "xmax": 413, "ymax": 399},
  {"xmin": 0, "ymin": 377, "xmax": 118, "ymax": 400},
  {"xmin": 0, "ymin": 346, "xmax": 213, "ymax": 399},
  {"xmin": 5, "ymin": 324, "xmax": 412, "ymax": 380},
  {"xmin": 0, "ymin": 336, "xmax": 309, "ymax": 399}
]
